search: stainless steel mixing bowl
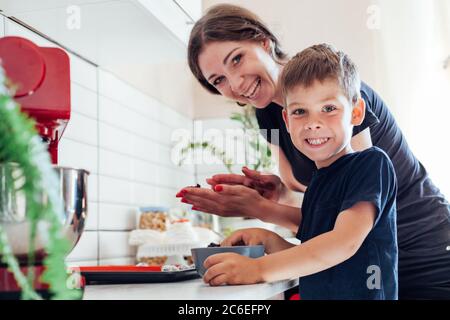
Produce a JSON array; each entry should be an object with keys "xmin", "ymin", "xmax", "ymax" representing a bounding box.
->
[{"xmin": 0, "ymin": 165, "xmax": 90, "ymax": 260}]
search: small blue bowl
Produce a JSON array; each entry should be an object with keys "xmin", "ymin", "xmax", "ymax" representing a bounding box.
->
[{"xmin": 191, "ymin": 245, "xmax": 265, "ymax": 277}]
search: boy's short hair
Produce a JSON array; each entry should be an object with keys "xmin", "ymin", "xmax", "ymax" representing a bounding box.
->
[{"xmin": 280, "ymin": 43, "xmax": 361, "ymax": 106}]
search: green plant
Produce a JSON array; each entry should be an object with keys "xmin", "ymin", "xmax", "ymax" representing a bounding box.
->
[
  {"xmin": 178, "ymin": 105, "xmax": 274, "ymax": 173},
  {"xmin": 0, "ymin": 67, "xmax": 81, "ymax": 300}
]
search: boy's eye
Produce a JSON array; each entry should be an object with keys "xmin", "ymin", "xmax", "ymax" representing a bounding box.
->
[
  {"xmin": 323, "ymin": 105, "xmax": 337, "ymax": 113},
  {"xmin": 291, "ymin": 108, "xmax": 305, "ymax": 116},
  {"xmin": 232, "ymin": 54, "xmax": 242, "ymax": 65},
  {"xmin": 213, "ymin": 76, "xmax": 225, "ymax": 86}
]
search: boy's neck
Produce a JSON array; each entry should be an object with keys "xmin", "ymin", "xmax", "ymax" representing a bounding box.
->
[{"xmin": 315, "ymin": 144, "xmax": 354, "ymax": 169}]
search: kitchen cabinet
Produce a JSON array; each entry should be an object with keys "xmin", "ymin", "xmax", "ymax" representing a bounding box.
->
[
  {"xmin": 0, "ymin": 0, "xmax": 196, "ymax": 117},
  {"xmin": 0, "ymin": 0, "xmax": 187, "ymax": 66},
  {"xmin": 174, "ymin": 0, "xmax": 202, "ymax": 22},
  {"xmin": 136, "ymin": 0, "xmax": 202, "ymax": 45}
]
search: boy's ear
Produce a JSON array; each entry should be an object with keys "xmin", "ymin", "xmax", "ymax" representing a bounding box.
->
[
  {"xmin": 351, "ymin": 98, "xmax": 366, "ymax": 126},
  {"xmin": 261, "ymin": 38, "xmax": 271, "ymax": 52},
  {"xmin": 282, "ymin": 108, "xmax": 290, "ymax": 133}
]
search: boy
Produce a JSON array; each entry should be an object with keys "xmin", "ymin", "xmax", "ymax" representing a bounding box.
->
[{"xmin": 202, "ymin": 44, "xmax": 398, "ymax": 300}]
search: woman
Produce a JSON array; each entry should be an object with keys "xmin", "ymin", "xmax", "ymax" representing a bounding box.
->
[{"xmin": 178, "ymin": 4, "xmax": 450, "ymax": 299}]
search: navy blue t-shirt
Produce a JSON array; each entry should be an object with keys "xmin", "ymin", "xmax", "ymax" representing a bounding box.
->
[
  {"xmin": 297, "ymin": 147, "xmax": 398, "ymax": 300},
  {"xmin": 256, "ymin": 81, "xmax": 450, "ymax": 298}
]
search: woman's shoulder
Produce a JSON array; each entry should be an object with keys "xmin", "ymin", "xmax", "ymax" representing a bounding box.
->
[
  {"xmin": 255, "ymin": 102, "xmax": 284, "ymax": 129},
  {"xmin": 353, "ymin": 147, "xmax": 395, "ymax": 172}
]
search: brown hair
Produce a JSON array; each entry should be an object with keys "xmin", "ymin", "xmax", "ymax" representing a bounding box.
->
[
  {"xmin": 280, "ymin": 44, "xmax": 361, "ymax": 106},
  {"xmin": 188, "ymin": 4, "xmax": 288, "ymax": 95}
]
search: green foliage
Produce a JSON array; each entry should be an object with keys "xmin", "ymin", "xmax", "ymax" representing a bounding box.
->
[
  {"xmin": 178, "ymin": 105, "xmax": 274, "ymax": 173},
  {"xmin": 0, "ymin": 68, "xmax": 81, "ymax": 299}
]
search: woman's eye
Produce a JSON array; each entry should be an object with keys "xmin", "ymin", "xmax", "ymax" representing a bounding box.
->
[
  {"xmin": 213, "ymin": 76, "xmax": 224, "ymax": 86},
  {"xmin": 232, "ymin": 54, "xmax": 242, "ymax": 65},
  {"xmin": 323, "ymin": 105, "xmax": 336, "ymax": 113},
  {"xmin": 292, "ymin": 109, "xmax": 305, "ymax": 116}
]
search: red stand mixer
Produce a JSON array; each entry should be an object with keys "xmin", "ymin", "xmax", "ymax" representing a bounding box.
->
[
  {"xmin": 0, "ymin": 36, "xmax": 71, "ymax": 163},
  {"xmin": 0, "ymin": 36, "xmax": 88, "ymax": 299}
]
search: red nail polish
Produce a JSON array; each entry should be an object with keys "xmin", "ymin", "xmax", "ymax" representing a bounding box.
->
[
  {"xmin": 175, "ymin": 192, "xmax": 182, "ymax": 197},
  {"xmin": 192, "ymin": 206, "xmax": 200, "ymax": 211},
  {"xmin": 181, "ymin": 198, "xmax": 188, "ymax": 203},
  {"xmin": 214, "ymin": 185, "xmax": 223, "ymax": 192}
]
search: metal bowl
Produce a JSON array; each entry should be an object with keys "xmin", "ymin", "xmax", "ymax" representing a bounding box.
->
[
  {"xmin": 0, "ymin": 165, "xmax": 90, "ymax": 261},
  {"xmin": 191, "ymin": 245, "xmax": 265, "ymax": 277}
]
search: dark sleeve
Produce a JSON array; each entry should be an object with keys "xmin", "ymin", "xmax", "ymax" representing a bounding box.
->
[
  {"xmin": 340, "ymin": 149, "xmax": 397, "ymax": 227},
  {"xmin": 352, "ymin": 81, "xmax": 381, "ymax": 136},
  {"xmin": 255, "ymin": 105, "xmax": 280, "ymax": 145}
]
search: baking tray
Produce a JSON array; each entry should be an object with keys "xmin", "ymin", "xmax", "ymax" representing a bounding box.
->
[{"xmin": 75, "ymin": 265, "xmax": 201, "ymax": 285}]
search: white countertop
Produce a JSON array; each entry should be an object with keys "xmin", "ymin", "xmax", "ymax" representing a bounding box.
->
[{"xmin": 83, "ymin": 278, "xmax": 298, "ymax": 300}]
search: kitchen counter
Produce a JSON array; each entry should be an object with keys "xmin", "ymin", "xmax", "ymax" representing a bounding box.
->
[{"xmin": 83, "ymin": 278, "xmax": 299, "ymax": 300}]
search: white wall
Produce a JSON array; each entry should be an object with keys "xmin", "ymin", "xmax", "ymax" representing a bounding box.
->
[
  {"xmin": 0, "ymin": 15, "xmax": 4, "ymax": 37},
  {"xmin": 3, "ymin": 18, "xmax": 195, "ymax": 266},
  {"xmin": 371, "ymin": 0, "xmax": 450, "ymax": 198}
]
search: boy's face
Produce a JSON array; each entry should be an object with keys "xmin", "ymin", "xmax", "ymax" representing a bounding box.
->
[{"xmin": 282, "ymin": 78, "xmax": 365, "ymax": 168}]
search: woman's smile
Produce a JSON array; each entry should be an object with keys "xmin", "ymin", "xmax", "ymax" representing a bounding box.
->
[
  {"xmin": 241, "ymin": 77, "xmax": 261, "ymax": 100},
  {"xmin": 198, "ymin": 41, "xmax": 282, "ymax": 108}
]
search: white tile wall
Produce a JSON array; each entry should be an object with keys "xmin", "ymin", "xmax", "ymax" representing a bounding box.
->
[
  {"xmin": 0, "ymin": 16, "xmax": 4, "ymax": 37},
  {"xmin": 99, "ymin": 231, "xmax": 136, "ymax": 260},
  {"xmin": 98, "ymin": 257, "xmax": 136, "ymax": 266},
  {"xmin": 66, "ymin": 231, "xmax": 98, "ymax": 262},
  {"xmin": 193, "ymin": 118, "xmax": 249, "ymax": 185},
  {"xmin": 5, "ymin": 20, "xmax": 195, "ymax": 265},
  {"xmin": 98, "ymin": 203, "xmax": 137, "ymax": 231}
]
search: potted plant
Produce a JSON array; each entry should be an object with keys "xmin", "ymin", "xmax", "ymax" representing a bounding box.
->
[
  {"xmin": 178, "ymin": 104, "xmax": 275, "ymax": 173},
  {"xmin": 177, "ymin": 105, "xmax": 276, "ymax": 236}
]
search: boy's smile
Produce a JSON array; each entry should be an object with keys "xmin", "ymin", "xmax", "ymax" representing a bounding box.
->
[{"xmin": 282, "ymin": 78, "xmax": 365, "ymax": 169}]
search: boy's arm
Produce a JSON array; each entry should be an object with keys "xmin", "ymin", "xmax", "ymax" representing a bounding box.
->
[
  {"xmin": 259, "ymin": 200, "xmax": 302, "ymax": 233},
  {"xmin": 258, "ymin": 201, "xmax": 376, "ymax": 282}
]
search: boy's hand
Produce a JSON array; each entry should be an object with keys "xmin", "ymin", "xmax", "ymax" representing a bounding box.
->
[{"xmin": 203, "ymin": 253, "xmax": 263, "ymax": 286}]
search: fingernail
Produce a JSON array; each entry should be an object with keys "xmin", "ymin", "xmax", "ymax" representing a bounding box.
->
[
  {"xmin": 181, "ymin": 198, "xmax": 189, "ymax": 203},
  {"xmin": 192, "ymin": 206, "xmax": 200, "ymax": 211},
  {"xmin": 176, "ymin": 189, "xmax": 187, "ymax": 197},
  {"xmin": 214, "ymin": 185, "xmax": 223, "ymax": 192}
]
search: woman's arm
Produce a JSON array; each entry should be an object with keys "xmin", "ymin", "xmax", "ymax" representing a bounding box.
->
[{"xmin": 271, "ymin": 143, "xmax": 306, "ymax": 201}]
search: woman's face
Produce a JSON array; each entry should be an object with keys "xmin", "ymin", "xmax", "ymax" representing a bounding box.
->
[{"xmin": 198, "ymin": 40, "xmax": 282, "ymax": 108}]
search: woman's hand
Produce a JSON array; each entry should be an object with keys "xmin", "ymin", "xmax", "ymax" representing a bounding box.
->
[
  {"xmin": 176, "ymin": 184, "xmax": 268, "ymax": 219},
  {"xmin": 175, "ymin": 184, "xmax": 302, "ymax": 231},
  {"xmin": 203, "ymin": 253, "xmax": 263, "ymax": 286},
  {"xmin": 206, "ymin": 166, "xmax": 285, "ymax": 202}
]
